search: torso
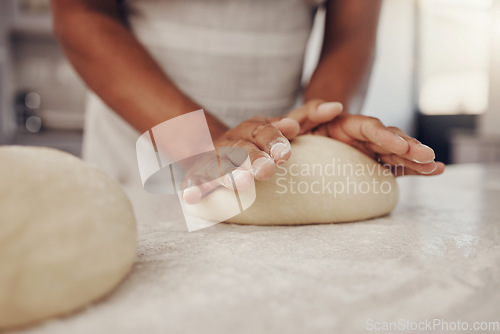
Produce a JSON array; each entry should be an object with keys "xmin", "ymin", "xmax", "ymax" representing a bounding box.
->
[
  {"xmin": 83, "ymin": 0, "xmax": 323, "ymax": 186},
  {"xmin": 124, "ymin": 0, "xmax": 322, "ymax": 126}
]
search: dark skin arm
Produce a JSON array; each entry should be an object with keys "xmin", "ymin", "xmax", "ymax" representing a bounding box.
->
[
  {"xmin": 305, "ymin": 0, "xmax": 381, "ymax": 111},
  {"xmin": 52, "ymin": 0, "xmax": 442, "ymax": 205},
  {"xmin": 299, "ymin": 0, "xmax": 444, "ymax": 176},
  {"xmin": 50, "ymin": 0, "xmax": 228, "ymax": 139},
  {"xmin": 51, "ymin": 0, "xmax": 301, "ymax": 203}
]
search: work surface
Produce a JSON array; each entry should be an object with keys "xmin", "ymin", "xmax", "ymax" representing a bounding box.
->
[{"xmin": 14, "ymin": 164, "xmax": 500, "ymax": 334}]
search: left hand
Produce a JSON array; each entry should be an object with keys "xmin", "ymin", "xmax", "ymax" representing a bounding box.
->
[{"xmin": 287, "ymin": 100, "xmax": 445, "ymax": 176}]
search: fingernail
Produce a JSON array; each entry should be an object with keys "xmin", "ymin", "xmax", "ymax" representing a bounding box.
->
[
  {"xmin": 413, "ymin": 158, "xmax": 434, "ymax": 164},
  {"xmin": 183, "ymin": 186, "xmax": 202, "ymax": 203},
  {"xmin": 317, "ymin": 102, "xmax": 343, "ymax": 114},
  {"xmin": 420, "ymin": 162, "xmax": 437, "ymax": 174},
  {"xmin": 421, "ymin": 144, "xmax": 435, "ymax": 155},
  {"xmin": 413, "ymin": 144, "xmax": 435, "ymax": 163},
  {"xmin": 270, "ymin": 142, "xmax": 291, "ymax": 161},
  {"xmin": 226, "ymin": 169, "xmax": 253, "ymax": 190},
  {"xmin": 252, "ymin": 157, "xmax": 274, "ymax": 175},
  {"xmin": 232, "ymin": 169, "xmax": 252, "ymax": 183},
  {"xmin": 273, "ymin": 118, "xmax": 292, "ymax": 127}
]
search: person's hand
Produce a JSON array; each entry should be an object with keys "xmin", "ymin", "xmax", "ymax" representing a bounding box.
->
[
  {"xmin": 287, "ymin": 99, "xmax": 445, "ymax": 176},
  {"xmin": 181, "ymin": 116, "xmax": 301, "ymax": 203}
]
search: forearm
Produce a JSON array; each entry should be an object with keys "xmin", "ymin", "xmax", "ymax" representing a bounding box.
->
[
  {"xmin": 304, "ymin": 38, "xmax": 376, "ymax": 113},
  {"xmin": 304, "ymin": 0, "xmax": 381, "ymax": 114},
  {"xmin": 52, "ymin": 3, "xmax": 228, "ymax": 138}
]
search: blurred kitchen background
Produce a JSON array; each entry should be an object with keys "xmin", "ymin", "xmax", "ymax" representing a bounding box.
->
[{"xmin": 0, "ymin": 0, "xmax": 499, "ymax": 163}]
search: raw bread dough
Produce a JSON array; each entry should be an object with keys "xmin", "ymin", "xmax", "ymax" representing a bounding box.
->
[
  {"xmin": 0, "ymin": 146, "xmax": 137, "ymax": 329},
  {"xmin": 186, "ymin": 135, "xmax": 398, "ymax": 225}
]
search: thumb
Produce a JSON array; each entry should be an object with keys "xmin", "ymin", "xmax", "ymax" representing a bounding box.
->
[
  {"xmin": 287, "ymin": 100, "xmax": 344, "ymax": 134},
  {"xmin": 286, "ymin": 99, "xmax": 324, "ymax": 123}
]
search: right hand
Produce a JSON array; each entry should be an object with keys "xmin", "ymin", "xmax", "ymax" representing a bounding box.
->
[{"xmin": 181, "ymin": 116, "xmax": 301, "ymax": 204}]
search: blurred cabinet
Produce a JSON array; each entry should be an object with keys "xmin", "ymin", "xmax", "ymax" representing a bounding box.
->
[
  {"xmin": 415, "ymin": 0, "xmax": 500, "ymax": 164},
  {"xmin": 10, "ymin": 0, "xmax": 52, "ymax": 35},
  {"xmin": 451, "ymin": 131, "xmax": 500, "ymax": 163},
  {"xmin": 0, "ymin": 1, "xmax": 16, "ymax": 144},
  {"xmin": 0, "ymin": 0, "xmax": 85, "ymax": 155}
]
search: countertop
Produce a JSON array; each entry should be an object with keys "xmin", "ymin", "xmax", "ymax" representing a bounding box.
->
[{"xmin": 13, "ymin": 164, "xmax": 500, "ymax": 334}]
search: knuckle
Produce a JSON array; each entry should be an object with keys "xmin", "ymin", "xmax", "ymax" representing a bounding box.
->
[
  {"xmin": 388, "ymin": 126, "xmax": 401, "ymax": 132},
  {"xmin": 406, "ymin": 136, "xmax": 421, "ymax": 145},
  {"xmin": 252, "ymin": 123, "xmax": 276, "ymax": 138},
  {"xmin": 236, "ymin": 118, "xmax": 259, "ymax": 130},
  {"xmin": 356, "ymin": 115, "xmax": 383, "ymax": 128},
  {"xmin": 412, "ymin": 137, "xmax": 422, "ymax": 144},
  {"xmin": 368, "ymin": 117, "xmax": 384, "ymax": 127}
]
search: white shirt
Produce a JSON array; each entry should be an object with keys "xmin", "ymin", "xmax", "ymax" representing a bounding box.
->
[{"xmin": 83, "ymin": 0, "xmax": 323, "ymax": 187}]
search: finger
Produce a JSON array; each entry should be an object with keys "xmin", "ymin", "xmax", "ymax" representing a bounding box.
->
[
  {"xmin": 301, "ymin": 102, "xmax": 344, "ymax": 134},
  {"xmin": 286, "ymin": 99, "xmax": 323, "ymax": 123},
  {"xmin": 391, "ymin": 166, "xmax": 418, "ymax": 177},
  {"xmin": 361, "ymin": 141, "xmax": 394, "ymax": 156},
  {"xmin": 180, "ymin": 149, "xmax": 251, "ymax": 203},
  {"xmin": 239, "ymin": 120, "xmax": 292, "ymax": 163},
  {"xmin": 181, "ymin": 151, "xmax": 258, "ymax": 204},
  {"xmin": 287, "ymin": 100, "xmax": 344, "ymax": 134},
  {"xmin": 379, "ymin": 154, "xmax": 438, "ymax": 175},
  {"xmin": 213, "ymin": 140, "xmax": 275, "ymax": 186},
  {"xmin": 180, "ymin": 153, "xmax": 225, "ymax": 203},
  {"xmin": 333, "ymin": 139, "xmax": 390, "ymax": 161},
  {"xmin": 308, "ymin": 102, "xmax": 344, "ymax": 123},
  {"xmin": 178, "ymin": 152, "xmax": 220, "ymax": 191},
  {"xmin": 182, "ymin": 177, "xmax": 221, "ymax": 204},
  {"xmin": 391, "ymin": 162, "xmax": 445, "ymax": 177},
  {"xmin": 430, "ymin": 162, "xmax": 445, "ymax": 175},
  {"xmin": 220, "ymin": 168, "xmax": 255, "ymax": 191},
  {"xmin": 337, "ymin": 115, "xmax": 410, "ymax": 155},
  {"xmin": 220, "ymin": 146, "xmax": 253, "ymax": 173},
  {"xmin": 216, "ymin": 154, "xmax": 254, "ymax": 190},
  {"xmin": 232, "ymin": 140, "xmax": 276, "ymax": 181},
  {"xmin": 387, "ymin": 127, "xmax": 436, "ymax": 164},
  {"xmin": 271, "ymin": 117, "xmax": 300, "ymax": 139}
]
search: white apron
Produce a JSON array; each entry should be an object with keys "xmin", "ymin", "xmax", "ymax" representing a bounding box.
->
[{"xmin": 83, "ymin": 0, "xmax": 324, "ymax": 191}]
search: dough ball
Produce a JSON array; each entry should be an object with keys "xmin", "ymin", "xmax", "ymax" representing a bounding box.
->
[
  {"xmin": 187, "ymin": 135, "xmax": 398, "ymax": 225},
  {"xmin": 0, "ymin": 146, "xmax": 137, "ymax": 329}
]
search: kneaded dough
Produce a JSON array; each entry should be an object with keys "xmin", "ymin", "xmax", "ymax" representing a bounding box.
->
[
  {"xmin": 0, "ymin": 146, "xmax": 137, "ymax": 329},
  {"xmin": 187, "ymin": 135, "xmax": 398, "ymax": 225}
]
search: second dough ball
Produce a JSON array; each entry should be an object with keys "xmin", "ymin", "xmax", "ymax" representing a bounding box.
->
[{"xmin": 0, "ymin": 146, "xmax": 137, "ymax": 329}]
